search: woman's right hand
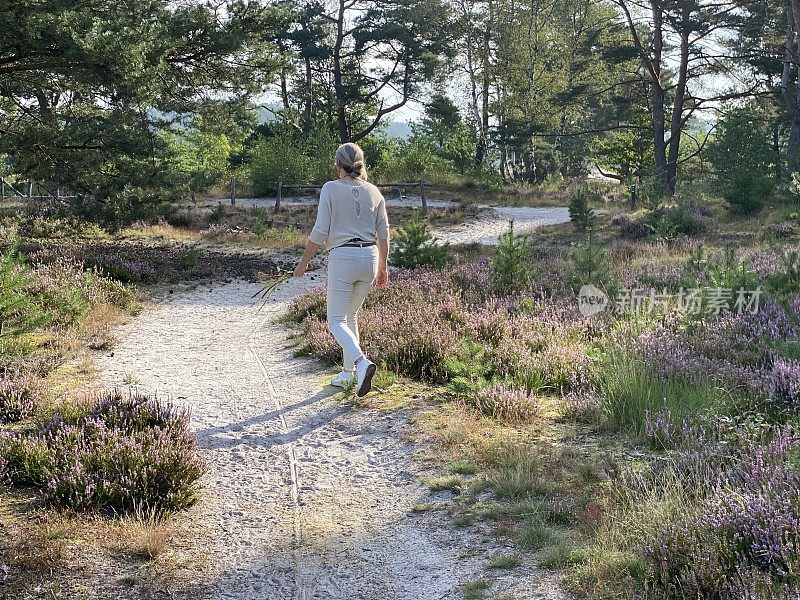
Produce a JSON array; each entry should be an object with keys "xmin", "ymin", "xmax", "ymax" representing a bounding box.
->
[{"xmin": 375, "ymin": 267, "xmax": 389, "ymax": 287}]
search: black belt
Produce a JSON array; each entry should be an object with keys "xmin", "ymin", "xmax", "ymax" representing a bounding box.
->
[{"xmin": 338, "ymin": 238, "xmax": 376, "ymax": 248}]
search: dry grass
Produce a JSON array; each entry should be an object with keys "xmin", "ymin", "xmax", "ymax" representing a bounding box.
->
[
  {"xmin": 200, "ymin": 226, "xmax": 307, "ymax": 250},
  {"xmin": 120, "ymin": 222, "xmax": 204, "ymax": 243},
  {"xmin": 113, "ymin": 510, "xmax": 174, "ymax": 561},
  {"xmin": 0, "ymin": 491, "xmax": 180, "ymax": 599}
]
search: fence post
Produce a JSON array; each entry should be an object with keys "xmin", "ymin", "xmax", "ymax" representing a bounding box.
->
[
  {"xmin": 275, "ymin": 181, "xmax": 282, "ymax": 213},
  {"xmin": 230, "ymin": 178, "xmax": 236, "ymax": 206},
  {"xmin": 419, "ymin": 180, "xmax": 427, "ymax": 215},
  {"xmin": 28, "ymin": 181, "xmax": 33, "ymax": 200},
  {"xmin": 1, "ymin": 178, "xmax": 4, "ymax": 202}
]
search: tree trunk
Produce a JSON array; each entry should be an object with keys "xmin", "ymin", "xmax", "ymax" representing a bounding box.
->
[
  {"xmin": 649, "ymin": 1, "xmax": 668, "ymax": 194},
  {"xmin": 790, "ymin": 94, "xmax": 800, "ymax": 174},
  {"xmin": 787, "ymin": 0, "xmax": 800, "ymax": 172},
  {"xmin": 333, "ymin": 0, "xmax": 349, "ymax": 143},
  {"xmin": 279, "ymin": 70, "xmax": 290, "ymax": 110},
  {"xmin": 666, "ymin": 25, "xmax": 690, "ymax": 195},
  {"xmin": 302, "ymin": 54, "xmax": 313, "ymax": 129},
  {"xmin": 479, "ymin": 0, "xmax": 492, "ymax": 167}
]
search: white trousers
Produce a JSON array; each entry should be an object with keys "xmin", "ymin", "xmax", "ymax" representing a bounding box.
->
[{"xmin": 326, "ymin": 245, "xmax": 379, "ymax": 371}]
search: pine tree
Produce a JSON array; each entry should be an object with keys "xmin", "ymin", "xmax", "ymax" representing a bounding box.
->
[
  {"xmin": 389, "ymin": 211, "xmax": 452, "ymax": 269},
  {"xmin": 569, "ymin": 187, "xmax": 597, "ymax": 232},
  {"xmin": 490, "ymin": 220, "xmax": 532, "ymax": 294}
]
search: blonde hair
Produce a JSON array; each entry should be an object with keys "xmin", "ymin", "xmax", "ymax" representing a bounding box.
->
[{"xmin": 335, "ymin": 142, "xmax": 368, "ymax": 181}]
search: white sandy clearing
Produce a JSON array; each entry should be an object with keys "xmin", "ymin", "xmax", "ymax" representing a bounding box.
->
[
  {"xmin": 96, "ymin": 212, "xmax": 573, "ymax": 599},
  {"xmin": 203, "ymin": 193, "xmax": 572, "ymax": 246},
  {"xmin": 431, "ymin": 206, "xmax": 570, "ymax": 246}
]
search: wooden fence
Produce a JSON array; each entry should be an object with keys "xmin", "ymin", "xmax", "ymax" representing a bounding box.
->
[
  {"xmin": 1, "ymin": 177, "xmax": 79, "ymax": 202},
  {"xmin": 276, "ymin": 180, "xmax": 431, "ymax": 214}
]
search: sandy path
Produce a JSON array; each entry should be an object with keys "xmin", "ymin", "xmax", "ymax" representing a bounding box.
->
[{"xmin": 96, "ymin": 212, "xmax": 572, "ymax": 599}]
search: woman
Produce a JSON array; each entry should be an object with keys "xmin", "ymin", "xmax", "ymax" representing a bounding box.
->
[{"xmin": 293, "ymin": 142, "xmax": 390, "ymax": 397}]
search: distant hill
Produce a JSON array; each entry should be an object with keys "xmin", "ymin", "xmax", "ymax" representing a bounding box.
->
[
  {"xmin": 385, "ymin": 120, "xmax": 412, "ymax": 140},
  {"xmin": 253, "ymin": 105, "xmax": 412, "ymax": 140}
]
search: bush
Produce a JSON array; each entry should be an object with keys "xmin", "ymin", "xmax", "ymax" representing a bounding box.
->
[
  {"xmin": 766, "ymin": 249, "xmax": 800, "ymax": 297},
  {"xmin": 248, "ymin": 125, "xmax": 338, "ymax": 195},
  {"xmin": 724, "ymin": 171, "xmax": 770, "ymax": 215},
  {"xmin": 652, "ymin": 201, "xmax": 717, "ymax": 236},
  {"xmin": 681, "ymin": 244, "xmax": 758, "ymax": 300},
  {"xmin": 389, "ymin": 211, "xmax": 452, "ymax": 269},
  {"xmin": 611, "ymin": 213, "xmax": 647, "ymax": 240},
  {"xmin": 469, "ymin": 383, "xmax": 540, "ymax": 424},
  {"xmin": 0, "ymin": 390, "xmax": 204, "ymax": 514},
  {"xmin": 707, "ymin": 105, "xmax": 777, "ymax": 216},
  {"xmin": 490, "ymin": 220, "xmax": 532, "ymax": 294},
  {"xmin": 208, "ymin": 203, "xmax": 227, "ymax": 224},
  {"xmin": 0, "ymin": 373, "xmax": 40, "ymax": 423}
]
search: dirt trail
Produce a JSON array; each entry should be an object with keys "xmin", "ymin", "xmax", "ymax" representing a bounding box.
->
[{"xmin": 97, "ymin": 211, "xmax": 572, "ymax": 600}]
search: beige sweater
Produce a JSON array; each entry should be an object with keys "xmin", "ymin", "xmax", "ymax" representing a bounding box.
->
[{"xmin": 308, "ymin": 180, "xmax": 390, "ymax": 250}]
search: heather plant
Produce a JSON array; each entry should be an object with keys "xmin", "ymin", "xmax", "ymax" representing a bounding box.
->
[
  {"xmin": 0, "ymin": 390, "xmax": 204, "ymax": 514},
  {"xmin": 611, "ymin": 212, "xmax": 648, "ymax": 240},
  {"xmin": 389, "ymin": 211, "xmax": 452, "ymax": 269},
  {"xmin": 0, "ymin": 373, "xmax": 40, "ymax": 423},
  {"xmin": 767, "ymin": 358, "xmax": 800, "ymax": 415},
  {"xmin": 470, "ymin": 383, "xmax": 540, "ymax": 424},
  {"xmin": 640, "ymin": 425, "xmax": 800, "ymax": 598},
  {"xmin": 490, "ymin": 220, "xmax": 532, "ymax": 294},
  {"xmin": 633, "ymin": 299, "xmax": 797, "ymax": 402},
  {"xmin": 285, "ymin": 286, "xmax": 326, "ymax": 323}
]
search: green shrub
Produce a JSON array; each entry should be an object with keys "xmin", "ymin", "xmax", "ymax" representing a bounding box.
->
[
  {"xmin": 723, "ymin": 172, "xmax": 770, "ymax": 215},
  {"xmin": 681, "ymin": 245, "xmax": 758, "ymax": 302},
  {"xmin": 209, "ymin": 203, "xmax": 227, "ymax": 224},
  {"xmin": 248, "ymin": 125, "xmax": 338, "ymax": 195},
  {"xmin": 389, "ymin": 211, "xmax": 452, "ymax": 268},
  {"xmin": 766, "ymin": 249, "xmax": 800, "ymax": 297},
  {"xmin": 490, "ymin": 220, "xmax": 532, "ymax": 294},
  {"xmin": 0, "ymin": 245, "xmax": 49, "ymax": 356},
  {"xmin": 179, "ymin": 247, "xmax": 200, "ymax": 270},
  {"xmin": 706, "ymin": 105, "xmax": 777, "ymax": 215}
]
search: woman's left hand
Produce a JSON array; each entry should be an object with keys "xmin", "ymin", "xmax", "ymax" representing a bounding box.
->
[{"xmin": 293, "ymin": 263, "xmax": 307, "ymax": 277}]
